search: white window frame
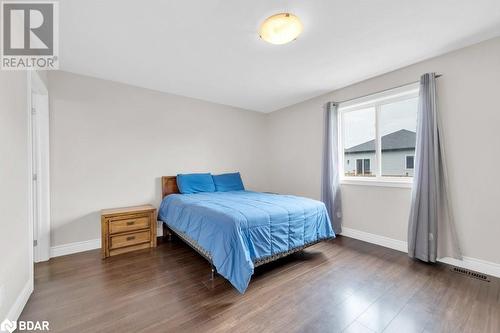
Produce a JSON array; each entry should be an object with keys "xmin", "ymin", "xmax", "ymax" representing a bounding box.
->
[{"xmin": 338, "ymin": 83, "xmax": 419, "ymax": 188}]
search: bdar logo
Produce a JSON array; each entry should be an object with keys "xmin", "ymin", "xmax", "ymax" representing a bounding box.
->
[{"xmin": 0, "ymin": 319, "xmax": 17, "ymax": 333}]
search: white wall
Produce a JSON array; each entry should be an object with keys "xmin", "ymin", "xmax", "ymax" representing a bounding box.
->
[
  {"xmin": 48, "ymin": 71, "xmax": 270, "ymax": 247},
  {"xmin": 48, "ymin": 37, "xmax": 500, "ymax": 267},
  {"xmin": 267, "ymin": 37, "xmax": 500, "ymax": 265},
  {"xmin": 0, "ymin": 72, "xmax": 31, "ymax": 321}
]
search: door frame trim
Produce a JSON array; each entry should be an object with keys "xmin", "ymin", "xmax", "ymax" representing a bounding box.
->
[{"xmin": 28, "ymin": 71, "xmax": 50, "ymax": 263}]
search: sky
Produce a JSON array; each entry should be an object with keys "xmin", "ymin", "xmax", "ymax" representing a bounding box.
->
[{"xmin": 343, "ymin": 97, "xmax": 418, "ymax": 149}]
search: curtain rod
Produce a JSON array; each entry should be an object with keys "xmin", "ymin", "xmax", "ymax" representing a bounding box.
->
[{"xmin": 333, "ymin": 74, "xmax": 442, "ymax": 105}]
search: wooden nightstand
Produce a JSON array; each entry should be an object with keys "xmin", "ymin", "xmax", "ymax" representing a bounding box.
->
[{"xmin": 101, "ymin": 204, "xmax": 157, "ymax": 259}]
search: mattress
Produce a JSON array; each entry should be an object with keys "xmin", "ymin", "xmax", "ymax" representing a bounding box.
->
[{"xmin": 158, "ymin": 190, "xmax": 335, "ymax": 293}]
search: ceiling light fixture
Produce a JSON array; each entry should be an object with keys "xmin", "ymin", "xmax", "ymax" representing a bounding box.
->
[{"xmin": 259, "ymin": 13, "xmax": 303, "ymax": 45}]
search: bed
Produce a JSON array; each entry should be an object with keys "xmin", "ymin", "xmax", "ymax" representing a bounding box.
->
[{"xmin": 158, "ymin": 176, "xmax": 335, "ymax": 293}]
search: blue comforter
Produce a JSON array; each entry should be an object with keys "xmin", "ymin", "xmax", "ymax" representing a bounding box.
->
[{"xmin": 158, "ymin": 191, "xmax": 335, "ymax": 293}]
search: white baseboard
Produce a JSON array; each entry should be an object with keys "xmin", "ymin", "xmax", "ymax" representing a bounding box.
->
[
  {"xmin": 49, "ymin": 225, "xmax": 164, "ymax": 260},
  {"xmin": 50, "ymin": 238, "xmax": 101, "ymax": 258},
  {"xmin": 4, "ymin": 279, "xmax": 33, "ymax": 322},
  {"xmin": 341, "ymin": 227, "xmax": 408, "ymax": 253},
  {"xmin": 340, "ymin": 227, "xmax": 500, "ymax": 279},
  {"xmin": 47, "ymin": 227, "xmax": 500, "ymax": 279},
  {"xmin": 50, "ymin": 225, "xmax": 165, "ymax": 259}
]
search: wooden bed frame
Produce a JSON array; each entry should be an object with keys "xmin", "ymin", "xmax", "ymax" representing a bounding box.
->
[{"xmin": 160, "ymin": 176, "xmax": 329, "ymax": 278}]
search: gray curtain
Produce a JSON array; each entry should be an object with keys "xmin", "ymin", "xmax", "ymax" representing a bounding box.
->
[
  {"xmin": 321, "ymin": 102, "xmax": 342, "ymax": 234},
  {"xmin": 408, "ymin": 73, "xmax": 461, "ymax": 262}
]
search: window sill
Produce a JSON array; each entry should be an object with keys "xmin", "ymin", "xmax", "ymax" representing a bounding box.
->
[{"xmin": 340, "ymin": 178, "xmax": 413, "ymax": 188}]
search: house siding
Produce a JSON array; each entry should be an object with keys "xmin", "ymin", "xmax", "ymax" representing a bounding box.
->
[{"xmin": 344, "ymin": 149, "xmax": 415, "ymax": 177}]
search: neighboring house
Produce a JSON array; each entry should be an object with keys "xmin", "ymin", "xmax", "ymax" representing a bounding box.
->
[{"xmin": 344, "ymin": 129, "xmax": 416, "ymax": 177}]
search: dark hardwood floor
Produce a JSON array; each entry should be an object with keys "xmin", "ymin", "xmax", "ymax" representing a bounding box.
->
[{"xmin": 20, "ymin": 236, "xmax": 500, "ymax": 332}]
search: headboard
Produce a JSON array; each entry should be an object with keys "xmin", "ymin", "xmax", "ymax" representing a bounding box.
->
[{"xmin": 161, "ymin": 176, "xmax": 180, "ymax": 199}]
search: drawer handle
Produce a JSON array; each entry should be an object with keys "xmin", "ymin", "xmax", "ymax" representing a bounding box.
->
[
  {"xmin": 126, "ymin": 221, "xmax": 135, "ymax": 226},
  {"xmin": 126, "ymin": 236, "xmax": 135, "ymax": 241}
]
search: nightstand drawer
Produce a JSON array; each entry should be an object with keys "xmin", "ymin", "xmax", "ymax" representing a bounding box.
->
[
  {"xmin": 110, "ymin": 230, "xmax": 150, "ymax": 250},
  {"xmin": 109, "ymin": 216, "xmax": 150, "ymax": 234},
  {"xmin": 101, "ymin": 204, "xmax": 157, "ymax": 258}
]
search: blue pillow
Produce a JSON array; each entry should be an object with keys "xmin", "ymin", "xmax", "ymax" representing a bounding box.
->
[
  {"xmin": 212, "ymin": 172, "xmax": 245, "ymax": 192},
  {"xmin": 176, "ymin": 173, "xmax": 216, "ymax": 194}
]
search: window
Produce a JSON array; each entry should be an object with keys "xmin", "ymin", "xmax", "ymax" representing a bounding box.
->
[
  {"xmin": 342, "ymin": 107, "xmax": 376, "ymax": 177},
  {"xmin": 380, "ymin": 98, "xmax": 417, "ymax": 177},
  {"xmin": 339, "ymin": 83, "xmax": 419, "ymax": 185},
  {"xmin": 364, "ymin": 159, "xmax": 371, "ymax": 174},
  {"xmin": 355, "ymin": 158, "xmax": 371, "ymax": 175},
  {"xmin": 356, "ymin": 159, "xmax": 363, "ymax": 174},
  {"xmin": 406, "ymin": 155, "xmax": 414, "ymax": 169}
]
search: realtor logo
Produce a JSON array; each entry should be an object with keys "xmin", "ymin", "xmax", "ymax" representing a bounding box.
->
[{"xmin": 1, "ymin": 1, "xmax": 59, "ymax": 70}]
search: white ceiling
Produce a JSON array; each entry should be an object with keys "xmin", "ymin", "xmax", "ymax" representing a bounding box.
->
[{"xmin": 60, "ymin": 0, "xmax": 500, "ymax": 112}]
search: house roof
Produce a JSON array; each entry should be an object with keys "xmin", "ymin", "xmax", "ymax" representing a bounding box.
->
[{"xmin": 345, "ymin": 129, "xmax": 416, "ymax": 154}]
